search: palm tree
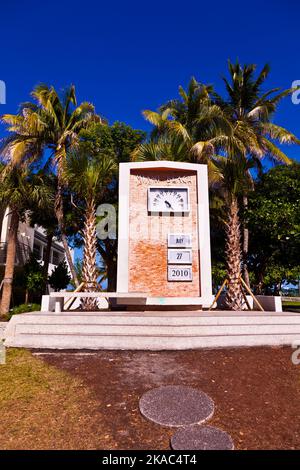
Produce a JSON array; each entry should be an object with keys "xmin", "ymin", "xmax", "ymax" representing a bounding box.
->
[
  {"xmin": 69, "ymin": 258, "xmax": 107, "ymax": 289},
  {"xmin": 211, "ymin": 155, "xmax": 253, "ymax": 309},
  {"xmin": 133, "ymin": 77, "xmax": 242, "ymax": 186},
  {"xmin": 1, "ymin": 84, "xmax": 101, "ymax": 286},
  {"xmin": 137, "ymin": 71, "xmax": 299, "ymax": 308},
  {"xmin": 65, "ymin": 150, "xmax": 116, "ymax": 310},
  {"xmin": 159, "ymin": 77, "xmax": 231, "ymax": 138},
  {"xmin": 219, "ymin": 61, "xmax": 300, "ymax": 285},
  {"xmin": 0, "ymin": 165, "xmax": 52, "ymax": 316}
]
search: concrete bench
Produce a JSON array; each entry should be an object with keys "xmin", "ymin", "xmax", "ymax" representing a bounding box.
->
[
  {"xmin": 256, "ymin": 295, "xmax": 282, "ymax": 312},
  {"xmin": 42, "ymin": 292, "xmax": 148, "ymax": 312},
  {"xmin": 216, "ymin": 294, "xmax": 282, "ymax": 312}
]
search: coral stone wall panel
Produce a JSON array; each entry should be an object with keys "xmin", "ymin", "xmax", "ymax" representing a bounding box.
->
[{"xmin": 128, "ymin": 169, "xmax": 200, "ymax": 297}]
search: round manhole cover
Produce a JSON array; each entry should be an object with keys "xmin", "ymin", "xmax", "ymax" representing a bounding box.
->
[
  {"xmin": 171, "ymin": 425, "xmax": 234, "ymax": 450},
  {"xmin": 139, "ymin": 385, "xmax": 214, "ymax": 427}
]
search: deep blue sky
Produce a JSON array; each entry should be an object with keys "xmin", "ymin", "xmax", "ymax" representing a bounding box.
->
[{"xmin": 1, "ymin": 0, "xmax": 300, "ymax": 161}]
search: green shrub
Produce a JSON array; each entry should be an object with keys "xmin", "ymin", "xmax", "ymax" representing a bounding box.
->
[
  {"xmin": 8, "ymin": 303, "xmax": 40, "ymax": 320},
  {"xmin": 48, "ymin": 261, "xmax": 71, "ymax": 292}
]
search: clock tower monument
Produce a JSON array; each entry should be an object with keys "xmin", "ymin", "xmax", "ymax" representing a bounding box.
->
[{"xmin": 117, "ymin": 161, "xmax": 214, "ymax": 309}]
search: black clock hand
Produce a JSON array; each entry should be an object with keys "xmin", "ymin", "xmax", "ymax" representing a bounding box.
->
[{"xmin": 165, "ymin": 200, "xmax": 174, "ymax": 210}]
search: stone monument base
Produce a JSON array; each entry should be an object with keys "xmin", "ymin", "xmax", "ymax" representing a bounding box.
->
[{"xmin": 111, "ymin": 295, "xmax": 214, "ymax": 311}]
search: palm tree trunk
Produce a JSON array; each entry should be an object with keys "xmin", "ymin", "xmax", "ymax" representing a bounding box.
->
[
  {"xmin": 257, "ymin": 258, "xmax": 267, "ymax": 295},
  {"xmin": 0, "ymin": 206, "xmax": 6, "ymax": 232},
  {"xmin": 242, "ymin": 195, "xmax": 250, "ymax": 287},
  {"xmin": 225, "ymin": 197, "xmax": 243, "ymax": 310},
  {"xmin": 107, "ymin": 259, "xmax": 117, "ymax": 292},
  {"xmin": 81, "ymin": 197, "xmax": 98, "ymax": 310},
  {"xmin": 42, "ymin": 232, "xmax": 53, "ymax": 294},
  {"xmin": 97, "ymin": 239, "xmax": 117, "ymax": 292},
  {"xmin": 55, "ymin": 149, "xmax": 79, "ymax": 287},
  {"xmin": 0, "ymin": 210, "xmax": 19, "ymax": 317}
]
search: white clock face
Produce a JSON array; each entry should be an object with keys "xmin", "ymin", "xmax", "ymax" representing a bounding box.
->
[{"xmin": 148, "ymin": 187, "xmax": 189, "ymax": 212}]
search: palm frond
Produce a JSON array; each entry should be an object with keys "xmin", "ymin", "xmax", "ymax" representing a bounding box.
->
[
  {"xmin": 142, "ymin": 110, "xmax": 164, "ymax": 127},
  {"xmin": 254, "ymin": 63, "xmax": 270, "ymax": 89},
  {"xmin": 261, "ymin": 138, "xmax": 292, "ymax": 164},
  {"xmin": 190, "ymin": 141, "xmax": 215, "ymax": 161},
  {"xmin": 31, "ymin": 84, "xmax": 53, "ymax": 107},
  {"xmin": 261, "ymin": 123, "xmax": 300, "ymax": 145}
]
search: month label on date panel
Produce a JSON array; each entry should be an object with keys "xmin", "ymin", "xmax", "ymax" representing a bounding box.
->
[{"xmin": 168, "ymin": 233, "xmax": 192, "ymax": 248}]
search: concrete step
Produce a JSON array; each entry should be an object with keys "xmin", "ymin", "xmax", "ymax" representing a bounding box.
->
[
  {"xmin": 14, "ymin": 323, "xmax": 300, "ymax": 336},
  {"xmin": 4, "ymin": 311, "xmax": 300, "ymax": 350},
  {"xmin": 5, "ymin": 333, "xmax": 300, "ymax": 350},
  {"xmin": 0, "ymin": 323, "xmax": 7, "ymax": 340},
  {"xmin": 5, "ymin": 311, "xmax": 300, "ymax": 326}
]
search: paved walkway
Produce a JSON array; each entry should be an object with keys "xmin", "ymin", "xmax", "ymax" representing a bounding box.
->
[{"xmin": 0, "ymin": 323, "xmax": 7, "ymax": 339}]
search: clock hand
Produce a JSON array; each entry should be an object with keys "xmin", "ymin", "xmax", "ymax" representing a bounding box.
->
[{"xmin": 165, "ymin": 200, "xmax": 174, "ymax": 210}]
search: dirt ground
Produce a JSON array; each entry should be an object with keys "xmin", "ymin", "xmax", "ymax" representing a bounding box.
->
[{"xmin": 36, "ymin": 346, "xmax": 300, "ymax": 450}]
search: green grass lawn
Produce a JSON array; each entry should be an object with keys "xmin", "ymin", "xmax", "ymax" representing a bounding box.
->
[{"xmin": 0, "ymin": 348, "xmax": 115, "ymax": 450}]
